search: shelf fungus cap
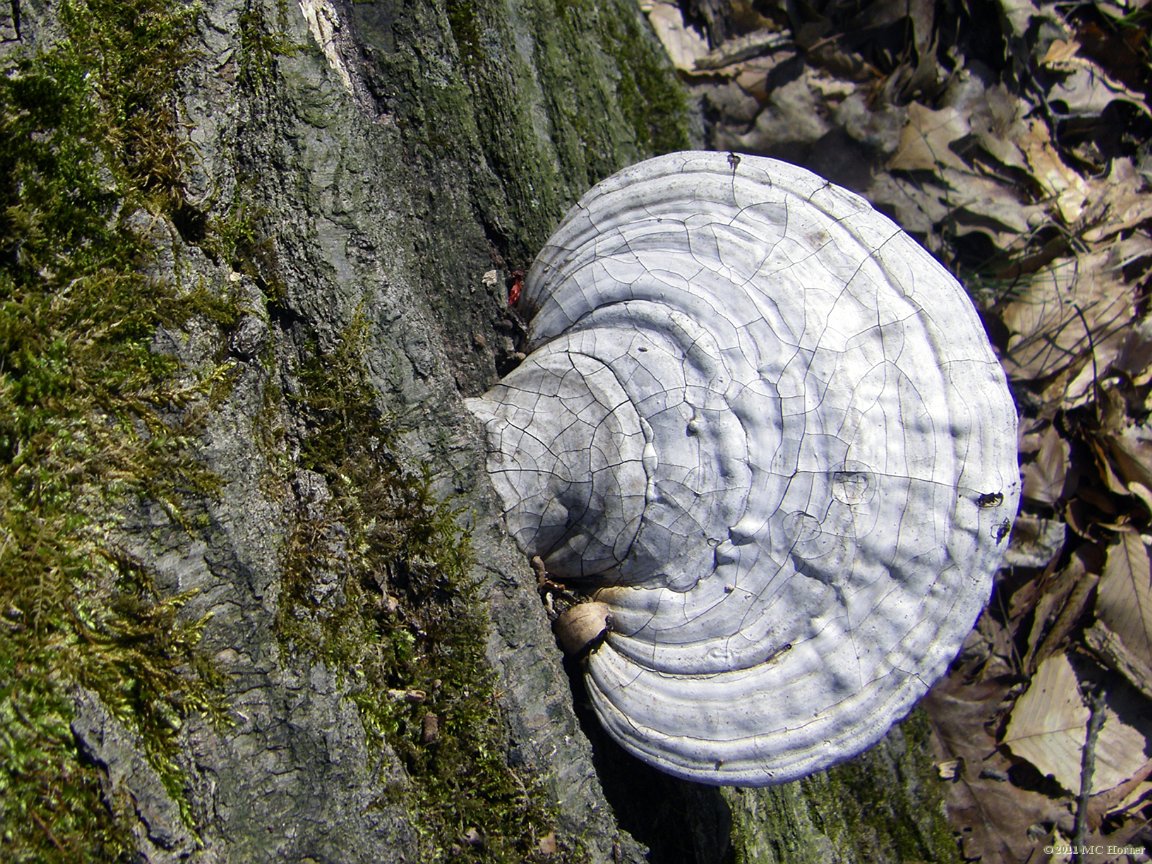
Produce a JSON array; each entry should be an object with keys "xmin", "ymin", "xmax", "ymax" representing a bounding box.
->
[{"xmin": 465, "ymin": 151, "xmax": 1020, "ymax": 786}]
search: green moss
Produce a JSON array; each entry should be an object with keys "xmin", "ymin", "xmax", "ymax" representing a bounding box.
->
[
  {"xmin": 58, "ymin": 0, "xmax": 201, "ymax": 211},
  {"xmin": 276, "ymin": 313, "xmax": 562, "ymax": 862},
  {"xmin": 0, "ymin": 659, "xmax": 135, "ymax": 862},
  {"xmin": 360, "ymin": 0, "xmax": 690, "ymax": 268},
  {"xmin": 726, "ymin": 712, "xmax": 963, "ymax": 864},
  {"xmin": 0, "ymin": 1, "xmax": 234, "ymax": 859},
  {"xmin": 446, "ymin": 0, "xmax": 486, "ymax": 64},
  {"xmin": 238, "ymin": 2, "xmax": 303, "ymax": 92},
  {"xmin": 600, "ymin": 4, "xmax": 693, "ymax": 156}
]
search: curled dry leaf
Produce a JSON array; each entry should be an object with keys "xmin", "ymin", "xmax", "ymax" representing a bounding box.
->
[{"xmin": 1042, "ymin": 38, "xmax": 1152, "ymax": 121}]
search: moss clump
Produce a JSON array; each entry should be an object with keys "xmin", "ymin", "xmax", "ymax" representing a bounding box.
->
[
  {"xmin": 364, "ymin": 0, "xmax": 690, "ymax": 269},
  {"xmin": 56, "ymin": 0, "xmax": 202, "ymax": 216},
  {"xmin": 0, "ymin": 1, "xmax": 232, "ymax": 859},
  {"xmin": 726, "ymin": 712, "xmax": 963, "ymax": 864},
  {"xmin": 277, "ymin": 313, "xmax": 563, "ymax": 863},
  {"xmin": 534, "ymin": 0, "xmax": 691, "ymax": 165},
  {"xmin": 815, "ymin": 711, "xmax": 961, "ymax": 863}
]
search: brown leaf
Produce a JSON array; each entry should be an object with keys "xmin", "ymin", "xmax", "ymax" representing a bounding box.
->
[
  {"xmin": 1108, "ymin": 424, "xmax": 1152, "ymax": 495},
  {"xmin": 1020, "ymin": 118, "xmax": 1088, "ymax": 223},
  {"xmin": 1022, "ymin": 424, "xmax": 1070, "ymax": 506},
  {"xmin": 1023, "ymin": 545, "xmax": 1100, "ymax": 673},
  {"xmin": 1079, "ymin": 160, "xmax": 1152, "ymax": 245},
  {"xmin": 925, "ymin": 674, "xmax": 1066, "ymax": 863},
  {"xmin": 1002, "ymin": 653, "xmax": 1150, "ymax": 795},
  {"xmin": 1115, "ymin": 315, "xmax": 1152, "ymax": 386},
  {"xmin": 1111, "ymin": 779, "xmax": 1152, "ymax": 820},
  {"xmin": 1044, "ymin": 50, "xmax": 1152, "ymax": 121},
  {"xmin": 1085, "ymin": 621, "xmax": 1152, "ymax": 703},
  {"xmin": 641, "ymin": 1, "xmax": 711, "ymax": 73},
  {"xmin": 944, "ymin": 169, "xmax": 1040, "ymax": 241},
  {"xmin": 1095, "ymin": 529, "xmax": 1152, "ymax": 676},
  {"xmin": 948, "ymin": 75, "xmax": 1030, "ymax": 173},
  {"xmin": 1088, "ymin": 435, "xmax": 1134, "ymax": 498},
  {"xmin": 1004, "ymin": 514, "xmax": 1068, "ymax": 570},
  {"xmin": 1042, "ymin": 39, "xmax": 1081, "ymax": 66},
  {"xmin": 1088, "ymin": 757, "xmax": 1152, "ymax": 824},
  {"xmin": 889, "ymin": 102, "xmax": 970, "ymax": 172},
  {"xmin": 1002, "ymin": 652, "xmax": 1089, "ymax": 792},
  {"xmin": 1000, "ymin": 241, "xmax": 1136, "ymax": 384}
]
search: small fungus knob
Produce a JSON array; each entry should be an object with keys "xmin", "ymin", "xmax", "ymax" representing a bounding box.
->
[{"xmin": 554, "ymin": 602, "xmax": 613, "ymax": 657}]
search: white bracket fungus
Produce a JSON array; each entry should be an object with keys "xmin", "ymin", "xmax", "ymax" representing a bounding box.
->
[{"xmin": 466, "ymin": 151, "xmax": 1020, "ymax": 786}]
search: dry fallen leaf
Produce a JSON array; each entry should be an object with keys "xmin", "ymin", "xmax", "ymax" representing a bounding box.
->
[
  {"xmin": 1086, "ymin": 756, "xmax": 1152, "ymax": 827},
  {"xmin": 1113, "ymin": 781, "xmax": 1152, "ymax": 820},
  {"xmin": 1085, "ymin": 621, "xmax": 1152, "ymax": 704},
  {"xmin": 943, "ymin": 169, "xmax": 1039, "ymax": 239},
  {"xmin": 889, "ymin": 102, "xmax": 970, "ymax": 172},
  {"xmin": 1000, "ymin": 240, "xmax": 1136, "ymax": 385},
  {"xmin": 1079, "ymin": 160, "xmax": 1152, "ymax": 245},
  {"xmin": 1022, "ymin": 423, "xmax": 1070, "ymax": 507},
  {"xmin": 1003, "ymin": 652, "xmax": 1090, "ymax": 792},
  {"xmin": 1003, "ymin": 653, "xmax": 1150, "ymax": 795},
  {"xmin": 639, "ymin": 0, "xmax": 711, "ymax": 73},
  {"xmin": 1043, "ymin": 41, "xmax": 1152, "ymax": 121},
  {"xmin": 925, "ymin": 673, "xmax": 1067, "ymax": 863},
  {"xmin": 965, "ymin": 82, "xmax": 1030, "ymax": 172},
  {"xmin": 1020, "ymin": 118, "xmax": 1089, "ymax": 224},
  {"xmin": 1021, "ymin": 545, "xmax": 1100, "ymax": 674},
  {"xmin": 1108, "ymin": 424, "xmax": 1152, "ymax": 495},
  {"xmin": 1041, "ymin": 38, "xmax": 1081, "ymax": 67},
  {"xmin": 1115, "ymin": 315, "xmax": 1152, "ymax": 386},
  {"xmin": 1095, "ymin": 529, "xmax": 1152, "ymax": 678}
]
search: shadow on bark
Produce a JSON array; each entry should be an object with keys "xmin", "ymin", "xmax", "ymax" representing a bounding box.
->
[{"xmin": 563, "ymin": 655, "xmax": 735, "ymax": 864}]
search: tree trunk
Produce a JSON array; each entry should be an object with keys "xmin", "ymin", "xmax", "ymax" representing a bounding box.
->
[{"xmin": 1, "ymin": 1, "xmax": 961, "ymax": 861}]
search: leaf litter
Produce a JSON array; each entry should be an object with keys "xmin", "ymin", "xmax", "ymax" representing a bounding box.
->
[{"xmin": 642, "ymin": 0, "xmax": 1152, "ymax": 859}]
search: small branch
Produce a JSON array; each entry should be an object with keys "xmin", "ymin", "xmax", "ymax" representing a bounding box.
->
[{"xmin": 1073, "ymin": 686, "xmax": 1107, "ymax": 862}]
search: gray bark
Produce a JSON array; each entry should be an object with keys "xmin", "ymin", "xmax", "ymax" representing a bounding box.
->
[{"xmin": 4, "ymin": 1, "xmax": 963, "ymax": 861}]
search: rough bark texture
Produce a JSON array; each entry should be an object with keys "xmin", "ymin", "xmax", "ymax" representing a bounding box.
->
[{"xmin": 3, "ymin": 1, "xmax": 963, "ymax": 862}]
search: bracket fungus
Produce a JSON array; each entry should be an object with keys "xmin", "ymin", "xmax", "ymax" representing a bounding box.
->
[{"xmin": 466, "ymin": 151, "xmax": 1019, "ymax": 786}]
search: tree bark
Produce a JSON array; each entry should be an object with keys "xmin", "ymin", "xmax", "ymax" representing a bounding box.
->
[{"xmin": 3, "ymin": 1, "xmax": 962, "ymax": 861}]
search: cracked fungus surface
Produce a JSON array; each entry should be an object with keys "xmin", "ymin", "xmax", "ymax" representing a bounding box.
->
[{"xmin": 466, "ymin": 151, "xmax": 1019, "ymax": 786}]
